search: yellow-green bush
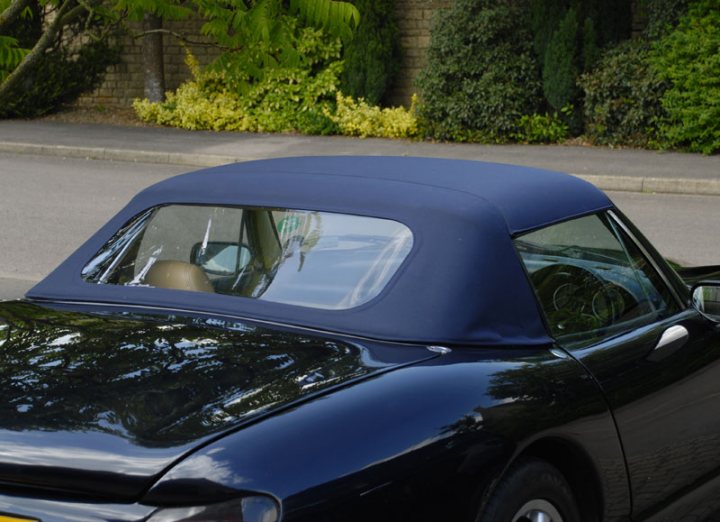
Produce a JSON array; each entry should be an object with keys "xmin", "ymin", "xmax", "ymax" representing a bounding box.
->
[
  {"xmin": 512, "ymin": 110, "xmax": 570, "ymax": 144},
  {"xmin": 135, "ymin": 44, "xmax": 420, "ymax": 139},
  {"xmin": 134, "ymin": 41, "xmax": 341, "ymax": 135},
  {"xmin": 326, "ymin": 93, "xmax": 419, "ymax": 139}
]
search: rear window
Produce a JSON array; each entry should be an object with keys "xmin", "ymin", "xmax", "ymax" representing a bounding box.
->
[{"xmin": 81, "ymin": 205, "xmax": 413, "ymax": 310}]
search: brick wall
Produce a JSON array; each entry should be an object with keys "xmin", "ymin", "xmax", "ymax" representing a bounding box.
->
[
  {"xmin": 78, "ymin": 18, "xmax": 221, "ymax": 108},
  {"xmin": 80, "ymin": 3, "xmax": 447, "ymax": 109},
  {"xmin": 386, "ymin": 0, "xmax": 448, "ymax": 106}
]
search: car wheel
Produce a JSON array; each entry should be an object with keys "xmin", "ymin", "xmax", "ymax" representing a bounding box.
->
[{"xmin": 476, "ymin": 458, "xmax": 581, "ymax": 522}]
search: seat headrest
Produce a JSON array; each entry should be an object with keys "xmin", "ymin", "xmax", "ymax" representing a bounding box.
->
[{"xmin": 144, "ymin": 260, "xmax": 215, "ymax": 293}]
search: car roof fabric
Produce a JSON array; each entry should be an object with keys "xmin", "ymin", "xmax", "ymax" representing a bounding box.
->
[{"xmin": 28, "ymin": 157, "xmax": 613, "ymax": 347}]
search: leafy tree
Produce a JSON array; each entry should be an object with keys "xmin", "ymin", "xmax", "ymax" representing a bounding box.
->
[
  {"xmin": 0, "ymin": 0, "xmax": 120, "ymax": 117},
  {"xmin": 0, "ymin": 0, "xmax": 359, "ymax": 113}
]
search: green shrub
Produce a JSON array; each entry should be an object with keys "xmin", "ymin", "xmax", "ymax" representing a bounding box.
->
[
  {"xmin": 641, "ymin": 0, "xmax": 690, "ymax": 38},
  {"xmin": 528, "ymin": 0, "xmax": 632, "ymax": 133},
  {"xmin": 651, "ymin": 0, "xmax": 720, "ymax": 154},
  {"xmin": 416, "ymin": 0, "xmax": 542, "ymax": 141},
  {"xmin": 340, "ymin": 0, "xmax": 400, "ymax": 105},
  {"xmin": 580, "ymin": 39, "xmax": 667, "ymax": 147},
  {"xmin": 512, "ymin": 110, "xmax": 570, "ymax": 144},
  {"xmin": 326, "ymin": 93, "xmax": 418, "ymax": 138}
]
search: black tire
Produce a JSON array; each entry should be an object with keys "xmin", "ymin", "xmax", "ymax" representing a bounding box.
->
[{"xmin": 476, "ymin": 458, "xmax": 582, "ymax": 522}]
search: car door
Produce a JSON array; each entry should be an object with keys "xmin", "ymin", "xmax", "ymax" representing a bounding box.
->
[{"xmin": 515, "ymin": 211, "xmax": 720, "ymax": 520}]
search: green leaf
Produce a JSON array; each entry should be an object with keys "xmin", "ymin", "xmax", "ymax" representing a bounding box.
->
[
  {"xmin": 290, "ymin": 0, "xmax": 359, "ymax": 41},
  {"xmin": 0, "ymin": 35, "xmax": 29, "ymax": 77}
]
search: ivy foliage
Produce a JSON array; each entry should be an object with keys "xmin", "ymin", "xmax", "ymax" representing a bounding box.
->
[
  {"xmin": 651, "ymin": 0, "xmax": 720, "ymax": 154},
  {"xmin": 339, "ymin": 0, "xmax": 400, "ymax": 105},
  {"xmin": 416, "ymin": 0, "xmax": 542, "ymax": 141}
]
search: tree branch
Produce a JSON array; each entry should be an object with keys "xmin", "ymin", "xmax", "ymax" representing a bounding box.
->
[
  {"xmin": 0, "ymin": 0, "xmax": 74, "ymax": 105},
  {"xmin": 0, "ymin": 0, "xmax": 33, "ymax": 35},
  {"xmin": 60, "ymin": 0, "xmax": 102, "ymax": 26},
  {"xmin": 132, "ymin": 28, "xmax": 234, "ymax": 50}
]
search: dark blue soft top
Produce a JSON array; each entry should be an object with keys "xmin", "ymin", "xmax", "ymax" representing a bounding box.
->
[{"xmin": 28, "ymin": 157, "xmax": 613, "ymax": 346}]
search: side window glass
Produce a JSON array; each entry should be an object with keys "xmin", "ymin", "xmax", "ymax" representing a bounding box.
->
[{"xmin": 515, "ymin": 213, "xmax": 679, "ymax": 347}]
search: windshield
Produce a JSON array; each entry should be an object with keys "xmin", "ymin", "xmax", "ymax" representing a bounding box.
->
[{"xmin": 81, "ymin": 205, "xmax": 413, "ymax": 310}]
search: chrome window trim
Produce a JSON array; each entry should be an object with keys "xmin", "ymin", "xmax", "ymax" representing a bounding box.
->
[{"xmin": 607, "ymin": 209, "xmax": 685, "ymax": 310}]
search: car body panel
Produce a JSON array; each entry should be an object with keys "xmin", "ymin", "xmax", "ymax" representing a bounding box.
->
[
  {"xmin": 567, "ymin": 308, "xmax": 720, "ymax": 519},
  {"xmin": 146, "ymin": 347, "xmax": 629, "ymax": 521},
  {"xmin": 0, "ymin": 301, "xmax": 434, "ymax": 501}
]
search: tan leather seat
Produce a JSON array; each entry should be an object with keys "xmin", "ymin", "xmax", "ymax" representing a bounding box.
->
[{"xmin": 144, "ymin": 260, "xmax": 215, "ymax": 293}]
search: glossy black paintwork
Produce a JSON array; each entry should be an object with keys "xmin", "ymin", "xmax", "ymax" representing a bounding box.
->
[
  {"xmin": 0, "ymin": 301, "xmax": 432, "ymax": 501},
  {"xmin": 568, "ymin": 308, "xmax": 720, "ymax": 519},
  {"xmin": 2, "ymin": 288, "xmax": 720, "ymax": 520},
  {"xmin": 146, "ymin": 347, "xmax": 628, "ymax": 521},
  {"xmin": 0, "ymin": 300, "xmax": 630, "ymax": 521}
]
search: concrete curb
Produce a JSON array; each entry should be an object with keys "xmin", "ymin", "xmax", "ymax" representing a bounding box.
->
[
  {"xmin": 575, "ymin": 174, "xmax": 720, "ymax": 196},
  {"xmin": 2, "ymin": 141, "xmax": 719, "ymax": 197},
  {"xmin": 0, "ymin": 142, "xmax": 243, "ymax": 167}
]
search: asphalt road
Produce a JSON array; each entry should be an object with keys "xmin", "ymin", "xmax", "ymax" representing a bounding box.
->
[
  {"xmin": 0, "ymin": 154, "xmax": 185, "ymax": 299},
  {"xmin": 1, "ymin": 153, "xmax": 719, "ymax": 301}
]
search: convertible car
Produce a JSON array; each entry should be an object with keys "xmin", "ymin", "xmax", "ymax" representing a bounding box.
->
[{"xmin": 2, "ymin": 156, "xmax": 720, "ymax": 522}]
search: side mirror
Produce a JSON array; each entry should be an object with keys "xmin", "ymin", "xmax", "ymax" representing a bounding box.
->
[
  {"xmin": 191, "ymin": 242, "xmax": 252, "ymax": 276},
  {"xmin": 692, "ymin": 280, "xmax": 720, "ymax": 320}
]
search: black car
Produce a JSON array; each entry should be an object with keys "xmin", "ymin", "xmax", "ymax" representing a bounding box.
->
[{"xmin": 2, "ymin": 157, "xmax": 720, "ymax": 522}]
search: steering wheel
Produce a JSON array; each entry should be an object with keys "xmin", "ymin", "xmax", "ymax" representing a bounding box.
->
[{"xmin": 531, "ymin": 264, "xmax": 619, "ymax": 337}]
